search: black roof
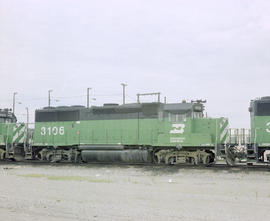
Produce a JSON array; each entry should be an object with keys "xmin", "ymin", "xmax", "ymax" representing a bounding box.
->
[
  {"xmin": 0, "ymin": 109, "xmax": 17, "ymax": 122},
  {"xmin": 35, "ymin": 102, "xmax": 203, "ymax": 122}
]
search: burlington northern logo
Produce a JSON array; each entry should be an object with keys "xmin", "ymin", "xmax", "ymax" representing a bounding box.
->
[{"xmin": 170, "ymin": 124, "xmax": 185, "ymax": 134}]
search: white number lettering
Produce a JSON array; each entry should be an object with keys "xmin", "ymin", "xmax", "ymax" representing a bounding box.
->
[
  {"xmin": 59, "ymin": 126, "xmax": 65, "ymax": 135},
  {"xmin": 41, "ymin": 127, "xmax": 46, "ymax": 135},
  {"xmin": 52, "ymin": 127, "xmax": 58, "ymax": 135},
  {"xmin": 47, "ymin": 127, "xmax": 51, "ymax": 135},
  {"xmin": 40, "ymin": 126, "xmax": 65, "ymax": 136}
]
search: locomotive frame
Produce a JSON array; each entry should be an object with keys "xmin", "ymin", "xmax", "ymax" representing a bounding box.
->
[{"xmin": 1, "ymin": 99, "xmax": 228, "ymax": 165}]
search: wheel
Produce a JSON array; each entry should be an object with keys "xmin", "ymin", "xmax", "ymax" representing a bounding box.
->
[
  {"xmin": 152, "ymin": 149, "xmax": 160, "ymax": 164},
  {"xmin": 225, "ymin": 146, "xmax": 236, "ymax": 166},
  {"xmin": 168, "ymin": 157, "xmax": 175, "ymax": 165},
  {"xmin": 36, "ymin": 153, "xmax": 42, "ymax": 160},
  {"xmin": 204, "ymin": 155, "xmax": 211, "ymax": 167},
  {"xmin": 47, "ymin": 154, "xmax": 54, "ymax": 162},
  {"xmin": 1, "ymin": 152, "xmax": 6, "ymax": 160},
  {"xmin": 190, "ymin": 157, "xmax": 196, "ymax": 165},
  {"xmin": 226, "ymin": 157, "xmax": 235, "ymax": 166}
]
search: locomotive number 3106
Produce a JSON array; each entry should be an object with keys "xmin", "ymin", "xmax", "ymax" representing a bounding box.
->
[{"xmin": 41, "ymin": 126, "xmax": 65, "ymax": 136}]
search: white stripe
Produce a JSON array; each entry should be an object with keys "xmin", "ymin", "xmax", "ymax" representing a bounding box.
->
[
  {"xmin": 12, "ymin": 125, "xmax": 26, "ymax": 143},
  {"xmin": 17, "ymin": 130, "xmax": 25, "ymax": 143},
  {"xmin": 13, "ymin": 125, "xmax": 18, "ymax": 132},
  {"xmin": 18, "ymin": 135, "xmax": 25, "ymax": 143},
  {"xmin": 219, "ymin": 118, "xmax": 227, "ymax": 129},
  {"xmin": 12, "ymin": 133, "xmax": 19, "ymax": 143},
  {"xmin": 225, "ymin": 134, "xmax": 230, "ymax": 143},
  {"xmin": 220, "ymin": 125, "xmax": 228, "ymax": 142}
]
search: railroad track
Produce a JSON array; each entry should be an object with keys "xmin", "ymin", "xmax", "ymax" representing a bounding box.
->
[{"xmin": 1, "ymin": 160, "xmax": 270, "ymax": 172}]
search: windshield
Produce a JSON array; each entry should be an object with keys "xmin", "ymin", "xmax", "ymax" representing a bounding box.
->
[{"xmin": 255, "ymin": 102, "xmax": 270, "ymax": 116}]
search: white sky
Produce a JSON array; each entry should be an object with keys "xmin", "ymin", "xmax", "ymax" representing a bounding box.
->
[{"xmin": 0, "ymin": 0, "xmax": 270, "ymax": 127}]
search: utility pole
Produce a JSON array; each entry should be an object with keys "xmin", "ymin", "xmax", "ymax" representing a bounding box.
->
[
  {"xmin": 26, "ymin": 107, "xmax": 29, "ymax": 128},
  {"xmin": 24, "ymin": 107, "xmax": 29, "ymax": 156},
  {"xmin": 25, "ymin": 107, "xmax": 29, "ymax": 141},
  {"xmin": 87, "ymin": 88, "xmax": 91, "ymax": 108},
  {"xmin": 13, "ymin": 92, "xmax": 17, "ymax": 114},
  {"xmin": 48, "ymin": 90, "xmax": 53, "ymax": 107},
  {"xmin": 121, "ymin": 83, "xmax": 127, "ymax": 104}
]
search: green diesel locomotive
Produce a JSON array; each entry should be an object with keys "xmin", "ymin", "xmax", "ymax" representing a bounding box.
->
[{"xmin": 31, "ymin": 100, "xmax": 227, "ymax": 165}]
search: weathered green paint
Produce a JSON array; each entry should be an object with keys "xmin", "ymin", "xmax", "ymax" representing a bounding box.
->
[
  {"xmin": 0, "ymin": 124, "xmax": 4, "ymax": 146},
  {"xmin": 0, "ymin": 122, "xmax": 26, "ymax": 146},
  {"xmin": 33, "ymin": 116, "xmax": 228, "ymax": 148},
  {"xmin": 0, "ymin": 123, "xmax": 14, "ymax": 146},
  {"xmin": 250, "ymin": 115, "xmax": 270, "ymax": 146}
]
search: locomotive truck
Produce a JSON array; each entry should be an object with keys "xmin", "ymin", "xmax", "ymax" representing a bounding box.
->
[{"xmin": 0, "ymin": 99, "xmax": 229, "ymax": 165}]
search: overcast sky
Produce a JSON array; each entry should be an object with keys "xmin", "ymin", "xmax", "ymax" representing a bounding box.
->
[{"xmin": 0, "ymin": 0, "xmax": 270, "ymax": 127}]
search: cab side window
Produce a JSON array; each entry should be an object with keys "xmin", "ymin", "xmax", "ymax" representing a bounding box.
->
[{"xmin": 168, "ymin": 113, "xmax": 186, "ymax": 122}]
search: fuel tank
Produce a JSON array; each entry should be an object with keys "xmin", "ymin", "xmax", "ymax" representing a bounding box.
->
[{"xmin": 81, "ymin": 149, "xmax": 151, "ymax": 163}]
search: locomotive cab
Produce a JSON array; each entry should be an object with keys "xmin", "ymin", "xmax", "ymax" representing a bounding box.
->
[
  {"xmin": 0, "ymin": 109, "xmax": 17, "ymax": 159},
  {"xmin": 0, "ymin": 109, "xmax": 17, "ymax": 123},
  {"xmin": 249, "ymin": 96, "xmax": 270, "ymax": 162},
  {"xmin": 0, "ymin": 109, "xmax": 17, "ymax": 146}
]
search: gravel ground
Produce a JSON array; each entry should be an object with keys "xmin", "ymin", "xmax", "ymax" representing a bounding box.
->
[{"xmin": 0, "ymin": 163, "xmax": 270, "ymax": 221}]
